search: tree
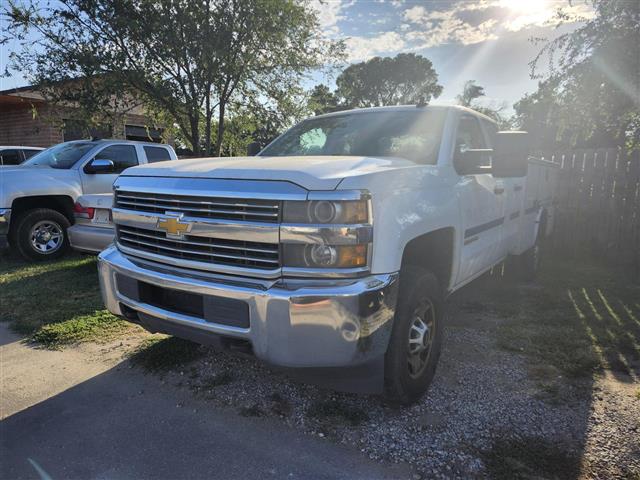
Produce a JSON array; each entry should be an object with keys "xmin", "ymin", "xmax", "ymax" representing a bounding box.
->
[
  {"xmin": 517, "ymin": 0, "xmax": 640, "ymax": 150},
  {"xmin": 4, "ymin": 0, "xmax": 342, "ymax": 155},
  {"xmin": 456, "ymin": 80, "xmax": 485, "ymax": 107},
  {"xmin": 307, "ymin": 84, "xmax": 340, "ymax": 115},
  {"xmin": 335, "ymin": 53, "xmax": 442, "ymax": 108},
  {"xmin": 456, "ymin": 80, "xmax": 510, "ymax": 128}
]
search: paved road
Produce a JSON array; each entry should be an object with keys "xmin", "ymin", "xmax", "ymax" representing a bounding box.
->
[{"xmin": 1, "ymin": 325, "xmax": 410, "ymax": 480}]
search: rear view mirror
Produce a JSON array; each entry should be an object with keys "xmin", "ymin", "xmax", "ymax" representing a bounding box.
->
[
  {"xmin": 492, "ymin": 131, "xmax": 529, "ymax": 178},
  {"xmin": 84, "ymin": 158, "xmax": 115, "ymax": 174},
  {"xmin": 247, "ymin": 141, "xmax": 262, "ymax": 156}
]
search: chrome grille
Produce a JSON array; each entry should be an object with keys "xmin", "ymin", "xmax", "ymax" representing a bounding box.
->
[
  {"xmin": 114, "ymin": 190, "xmax": 280, "ymax": 223},
  {"xmin": 117, "ymin": 225, "xmax": 280, "ymax": 270}
]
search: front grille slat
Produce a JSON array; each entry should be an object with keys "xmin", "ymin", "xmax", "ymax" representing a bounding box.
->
[
  {"xmin": 118, "ymin": 226, "xmax": 278, "ymax": 254},
  {"xmin": 115, "ymin": 199, "xmax": 279, "ymax": 218},
  {"xmin": 115, "ymin": 190, "xmax": 280, "ymax": 223},
  {"xmin": 116, "ymin": 193, "xmax": 278, "ymax": 209},
  {"xmin": 119, "ymin": 235, "xmax": 279, "ymax": 265},
  {"xmin": 117, "ymin": 225, "xmax": 280, "ymax": 271}
]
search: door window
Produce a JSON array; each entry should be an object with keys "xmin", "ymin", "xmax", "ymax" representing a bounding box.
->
[
  {"xmin": 94, "ymin": 145, "xmax": 139, "ymax": 173},
  {"xmin": 455, "ymin": 116, "xmax": 487, "ymax": 153},
  {"xmin": 22, "ymin": 149, "xmax": 40, "ymax": 160},
  {"xmin": 143, "ymin": 146, "xmax": 172, "ymax": 163},
  {"xmin": 0, "ymin": 149, "xmax": 23, "ymax": 165}
]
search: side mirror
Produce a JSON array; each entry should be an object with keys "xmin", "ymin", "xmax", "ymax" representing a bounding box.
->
[
  {"xmin": 84, "ymin": 158, "xmax": 115, "ymax": 174},
  {"xmin": 247, "ymin": 141, "xmax": 262, "ymax": 156},
  {"xmin": 492, "ymin": 131, "xmax": 529, "ymax": 178},
  {"xmin": 453, "ymin": 149, "xmax": 493, "ymax": 175}
]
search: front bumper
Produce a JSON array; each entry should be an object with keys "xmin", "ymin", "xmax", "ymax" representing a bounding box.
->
[
  {"xmin": 0, "ymin": 209, "xmax": 10, "ymax": 249},
  {"xmin": 98, "ymin": 246, "xmax": 399, "ymax": 368},
  {"xmin": 68, "ymin": 224, "xmax": 114, "ymax": 253}
]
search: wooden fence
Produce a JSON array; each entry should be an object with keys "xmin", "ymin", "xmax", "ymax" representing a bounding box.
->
[{"xmin": 539, "ymin": 148, "xmax": 640, "ymax": 281}]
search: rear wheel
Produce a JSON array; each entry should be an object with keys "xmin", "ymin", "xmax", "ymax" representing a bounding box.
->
[
  {"xmin": 384, "ymin": 266, "xmax": 444, "ymax": 406},
  {"xmin": 13, "ymin": 209, "xmax": 71, "ymax": 261}
]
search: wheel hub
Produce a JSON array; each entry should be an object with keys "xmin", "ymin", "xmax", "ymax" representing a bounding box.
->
[
  {"xmin": 407, "ymin": 299, "xmax": 436, "ymax": 378},
  {"xmin": 30, "ymin": 221, "xmax": 63, "ymax": 253}
]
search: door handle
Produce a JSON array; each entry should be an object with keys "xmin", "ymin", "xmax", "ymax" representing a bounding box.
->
[{"xmin": 494, "ymin": 186, "xmax": 505, "ymax": 195}]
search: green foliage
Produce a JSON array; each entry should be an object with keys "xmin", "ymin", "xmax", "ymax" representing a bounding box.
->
[
  {"xmin": 308, "ymin": 84, "xmax": 341, "ymax": 116},
  {"xmin": 456, "ymin": 80, "xmax": 511, "ymax": 128},
  {"xmin": 515, "ymin": 0, "xmax": 640, "ymax": 151},
  {"xmin": 4, "ymin": 0, "xmax": 343, "ymax": 155},
  {"xmin": 335, "ymin": 53, "xmax": 442, "ymax": 108},
  {"xmin": 456, "ymin": 80, "xmax": 485, "ymax": 107},
  {"xmin": 31, "ymin": 310, "xmax": 130, "ymax": 349}
]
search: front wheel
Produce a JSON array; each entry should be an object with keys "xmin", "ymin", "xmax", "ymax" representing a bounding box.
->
[
  {"xmin": 384, "ymin": 266, "xmax": 444, "ymax": 406},
  {"xmin": 13, "ymin": 208, "xmax": 71, "ymax": 261}
]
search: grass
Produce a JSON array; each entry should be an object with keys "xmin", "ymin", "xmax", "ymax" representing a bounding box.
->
[
  {"xmin": 0, "ymin": 251, "xmax": 132, "ymax": 347},
  {"xmin": 31, "ymin": 310, "xmax": 132, "ymax": 348},
  {"xmin": 129, "ymin": 336, "xmax": 205, "ymax": 372},
  {"xmin": 481, "ymin": 254, "xmax": 640, "ymax": 383},
  {"xmin": 483, "ymin": 437, "xmax": 582, "ymax": 480}
]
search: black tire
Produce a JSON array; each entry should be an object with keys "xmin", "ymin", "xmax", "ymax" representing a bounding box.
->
[
  {"xmin": 13, "ymin": 208, "xmax": 71, "ymax": 261},
  {"xmin": 384, "ymin": 266, "xmax": 444, "ymax": 406}
]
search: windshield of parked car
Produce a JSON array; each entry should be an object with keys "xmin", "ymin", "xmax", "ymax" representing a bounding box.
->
[
  {"xmin": 260, "ymin": 109, "xmax": 447, "ymax": 164},
  {"xmin": 22, "ymin": 142, "xmax": 96, "ymax": 169}
]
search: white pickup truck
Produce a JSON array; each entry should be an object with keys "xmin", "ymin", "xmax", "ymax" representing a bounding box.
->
[
  {"xmin": 98, "ymin": 106, "xmax": 558, "ymax": 404},
  {"xmin": 0, "ymin": 139, "xmax": 177, "ymax": 260}
]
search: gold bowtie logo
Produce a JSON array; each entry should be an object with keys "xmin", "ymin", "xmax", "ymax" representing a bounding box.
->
[{"xmin": 157, "ymin": 214, "xmax": 191, "ymax": 237}]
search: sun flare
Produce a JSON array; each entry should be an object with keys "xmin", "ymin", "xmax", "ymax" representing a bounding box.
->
[{"xmin": 499, "ymin": 0, "xmax": 554, "ymax": 15}]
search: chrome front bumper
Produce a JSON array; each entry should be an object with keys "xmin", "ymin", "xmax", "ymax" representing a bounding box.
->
[
  {"xmin": 68, "ymin": 224, "xmax": 114, "ymax": 253},
  {"xmin": 98, "ymin": 246, "xmax": 399, "ymax": 368}
]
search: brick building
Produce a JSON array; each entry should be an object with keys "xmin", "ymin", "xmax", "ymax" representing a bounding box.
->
[{"xmin": 0, "ymin": 85, "xmax": 166, "ymax": 148}]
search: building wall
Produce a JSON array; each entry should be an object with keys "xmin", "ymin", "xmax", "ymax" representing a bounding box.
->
[
  {"xmin": 0, "ymin": 103, "xmax": 170, "ymax": 148},
  {"xmin": 0, "ymin": 104, "xmax": 63, "ymax": 147}
]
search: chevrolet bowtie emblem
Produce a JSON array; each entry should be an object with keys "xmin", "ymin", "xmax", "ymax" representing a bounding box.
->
[{"xmin": 157, "ymin": 213, "xmax": 191, "ymax": 237}]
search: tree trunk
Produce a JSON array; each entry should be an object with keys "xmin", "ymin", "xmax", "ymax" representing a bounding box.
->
[
  {"xmin": 189, "ymin": 113, "xmax": 201, "ymax": 156},
  {"xmin": 214, "ymin": 101, "xmax": 226, "ymax": 157},
  {"xmin": 205, "ymin": 94, "xmax": 212, "ymax": 155}
]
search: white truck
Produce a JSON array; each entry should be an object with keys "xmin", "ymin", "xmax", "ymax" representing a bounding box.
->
[
  {"xmin": 0, "ymin": 139, "xmax": 177, "ymax": 260},
  {"xmin": 97, "ymin": 106, "xmax": 558, "ymax": 404}
]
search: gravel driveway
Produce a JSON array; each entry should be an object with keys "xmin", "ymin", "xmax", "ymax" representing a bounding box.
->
[{"xmin": 137, "ymin": 271, "xmax": 639, "ymax": 479}]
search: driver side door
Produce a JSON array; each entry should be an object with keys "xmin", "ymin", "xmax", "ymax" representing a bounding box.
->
[
  {"xmin": 454, "ymin": 115, "xmax": 505, "ymax": 284},
  {"xmin": 80, "ymin": 144, "xmax": 140, "ymax": 194}
]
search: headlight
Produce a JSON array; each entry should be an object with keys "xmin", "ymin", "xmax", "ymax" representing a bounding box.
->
[
  {"xmin": 282, "ymin": 200, "xmax": 368, "ymax": 224},
  {"xmin": 283, "ymin": 244, "xmax": 368, "ymax": 269}
]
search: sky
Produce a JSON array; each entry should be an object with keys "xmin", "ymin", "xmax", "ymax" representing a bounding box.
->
[
  {"xmin": 1, "ymin": 0, "xmax": 594, "ymax": 111},
  {"xmin": 308, "ymin": 0, "xmax": 594, "ymax": 110}
]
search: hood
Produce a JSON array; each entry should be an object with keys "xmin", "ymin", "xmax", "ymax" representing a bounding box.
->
[
  {"xmin": 122, "ymin": 155, "xmax": 416, "ymax": 190},
  {"xmin": 0, "ymin": 167, "xmax": 81, "ymax": 206}
]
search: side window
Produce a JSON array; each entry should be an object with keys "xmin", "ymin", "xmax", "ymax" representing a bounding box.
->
[
  {"xmin": 22, "ymin": 149, "xmax": 40, "ymax": 160},
  {"xmin": 0, "ymin": 149, "xmax": 23, "ymax": 165},
  {"xmin": 455, "ymin": 116, "xmax": 487, "ymax": 154},
  {"xmin": 481, "ymin": 120, "xmax": 499, "ymax": 149},
  {"xmin": 144, "ymin": 146, "xmax": 172, "ymax": 163},
  {"xmin": 94, "ymin": 145, "xmax": 138, "ymax": 173}
]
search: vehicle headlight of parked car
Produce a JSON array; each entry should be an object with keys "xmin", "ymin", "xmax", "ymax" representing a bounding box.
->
[{"xmin": 280, "ymin": 192, "xmax": 372, "ymax": 273}]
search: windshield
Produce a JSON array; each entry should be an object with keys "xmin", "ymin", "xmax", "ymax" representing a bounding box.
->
[
  {"xmin": 260, "ymin": 110, "xmax": 446, "ymax": 164},
  {"xmin": 23, "ymin": 142, "xmax": 96, "ymax": 169}
]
